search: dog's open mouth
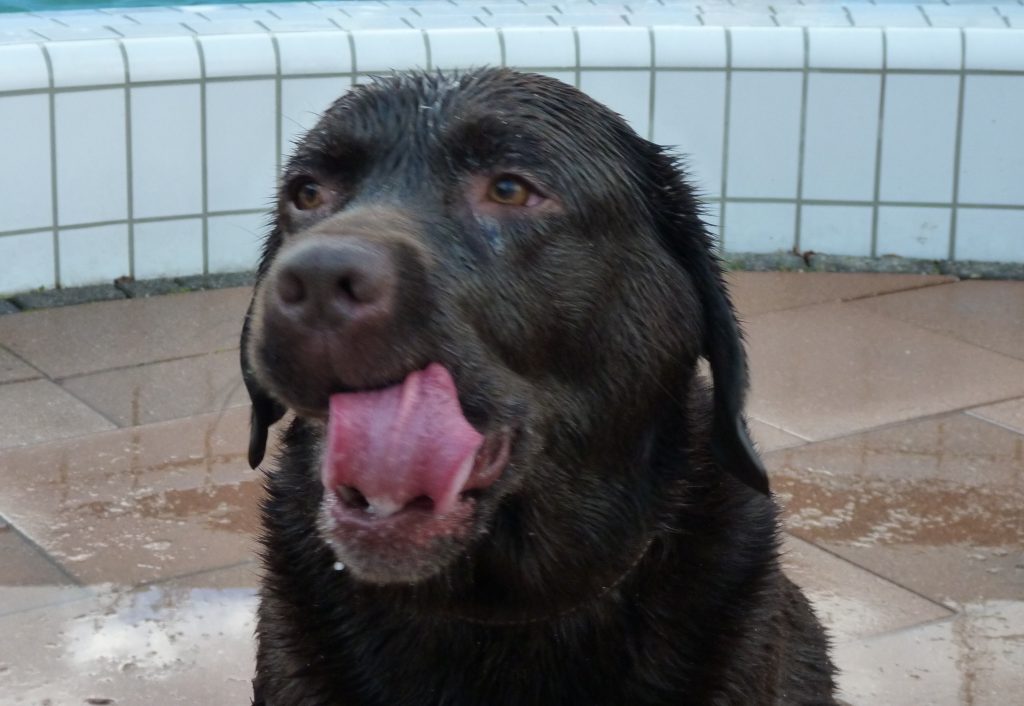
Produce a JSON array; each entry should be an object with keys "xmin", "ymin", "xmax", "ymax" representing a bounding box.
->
[{"xmin": 318, "ymin": 363, "xmax": 511, "ymax": 570}]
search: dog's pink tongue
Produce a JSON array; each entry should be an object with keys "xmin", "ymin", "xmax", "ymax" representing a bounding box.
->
[{"xmin": 323, "ymin": 364, "xmax": 484, "ymax": 517}]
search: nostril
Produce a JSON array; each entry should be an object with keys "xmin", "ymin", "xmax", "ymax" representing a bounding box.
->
[
  {"xmin": 336, "ymin": 274, "xmax": 359, "ymax": 303},
  {"xmin": 404, "ymin": 495, "xmax": 435, "ymax": 512},
  {"xmin": 338, "ymin": 486, "xmax": 370, "ymax": 510},
  {"xmin": 278, "ymin": 269, "xmax": 306, "ymax": 305},
  {"xmin": 337, "ymin": 270, "xmax": 381, "ymax": 306}
]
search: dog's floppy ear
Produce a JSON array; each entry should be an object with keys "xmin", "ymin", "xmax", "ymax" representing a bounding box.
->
[
  {"xmin": 241, "ymin": 300, "xmax": 285, "ymax": 469},
  {"xmin": 646, "ymin": 147, "xmax": 770, "ymax": 495}
]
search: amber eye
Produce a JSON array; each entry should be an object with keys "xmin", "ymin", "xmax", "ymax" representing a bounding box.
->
[
  {"xmin": 293, "ymin": 181, "xmax": 324, "ymax": 210},
  {"xmin": 487, "ymin": 175, "xmax": 533, "ymax": 206}
]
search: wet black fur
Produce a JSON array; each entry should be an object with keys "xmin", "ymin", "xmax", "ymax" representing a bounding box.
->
[{"xmin": 243, "ymin": 69, "xmax": 836, "ymax": 705}]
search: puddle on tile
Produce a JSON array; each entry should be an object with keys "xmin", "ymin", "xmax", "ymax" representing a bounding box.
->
[{"xmin": 0, "ymin": 567, "xmax": 257, "ymax": 705}]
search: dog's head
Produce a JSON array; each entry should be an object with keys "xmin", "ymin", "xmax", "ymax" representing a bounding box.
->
[{"xmin": 242, "ymin": 69, "xmax": 767, "ymax": 594}]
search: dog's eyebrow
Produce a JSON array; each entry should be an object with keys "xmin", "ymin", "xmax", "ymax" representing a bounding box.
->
[{"xmin": 444, "ymin": 114, "xmax": 550, "ymax": 172}]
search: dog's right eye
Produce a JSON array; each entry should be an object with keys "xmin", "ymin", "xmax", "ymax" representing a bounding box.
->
[{"xmin": 292, "ymin": 181, "xmax": 325, "ymax": 211}]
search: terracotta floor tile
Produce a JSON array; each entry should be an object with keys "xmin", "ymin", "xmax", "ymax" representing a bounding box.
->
[
  {"xmin": 0, "ymin": 287, "xmax": 250, "ymax": 378},
  {"xmin": 728, "ymin": 271, "xmax": 955, "ymax": 318},
  {"xmin": 0, "ymin": 379, "xmax": 115, "ymax": 449},
  {"xmin": 0, "ymin": 407, "xmax": 262, "ymax": 586},
  {"xmin": 0, "ymin": 565, "xmax": 257, "ymax": 705},
  {"xmin": 768, "ymin": 414, "xmax": 1024, "ymax": 604},
  {"xmin": 744, "ymin": 303, "xmax": 1024, "ymax": 440},
  {"xmin": 61, "ymin": 350, "xmax": 249, "ymax": 428},
  {"xmin": 835, "ymin": 601, "xmax": 1024, "ymax": 706},
  {"xmin": 969, "ymin": 397, "xmax": 1024, "ymax": 436},
  {"xmin": 852, "ymin": 280, "xmax": 1024, "ymax": 361},
  {"xmin": 0, "ymin": 522, "xmax": 87, "ymax": 617},
  {"xmin": 782, "ymin": 535, "xmax": 952, "ymax": 643},
  {"xmin": 0, "ymin": 346, "xmax": 38, "ymax": 384},
  {"xmin": 748, "ymin": 418, "xmax": 806, "ymax": 453}
]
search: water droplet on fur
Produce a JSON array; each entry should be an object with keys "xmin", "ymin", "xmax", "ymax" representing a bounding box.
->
[{"xmin": 333, "ymin": 561, "xmax": 345, "ymax": 571}]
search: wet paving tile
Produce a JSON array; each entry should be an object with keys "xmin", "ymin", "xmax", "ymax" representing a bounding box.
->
[
  {"xmin": 61, "ymin": 350, "xmax": 249, "ymax": 428},
  {"xmin": 0, "ymin": 407, "xmax": 262, "ymax": 586},
  {"xmin": 969, "ymin": 397, "xmax": 1024, "ymax": 436},
  {"xmin": 769, "ymin": 413, "xmax": 1024, "ymax": 605},
  {"xmin": 728, "ymin": 271, "xmax": 956, "ymax": 318},
  {"xmin": 835, "ymin": 601, "xmax": 1024, "ymax": 706},
  {"xmin": 745, "ymin": 303, "xmax": 1024, "ymax": 441},
  {"xmin": 0, "ymin": 520, "xmax": 87, "ymax": 617},
  {"xmin": 0, "ymin": 379, "xmax": 116, "ymax": 449},
  {"xmin": 748, "ymin": 417, "xmax": 807, "ymax": 453},
  {"xmin": 0, "ymin": 287, "xmax": 250, "ymax": 378},
  {"xmin": 852, "ymin": 280, "xmax": 1024, "ymax": 362},
  {"xmin": 0, "ymin": 346, "xmax": 38, "ymax": 384},
  {"xmin": 782, "ymin": 535, "xmax": 953, "ymax": 643},
  {"xmin": 0, "ymin": 564, "xmax": 258, "ymax": 705}
]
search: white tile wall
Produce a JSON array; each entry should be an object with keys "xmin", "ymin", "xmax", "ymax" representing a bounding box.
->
[
  {"xmin": 958, "ymin": 76, "xmax": 1024, "ymax": 206},
  {"xmin": 726, "ymin": 72, "xmax": 803, "ymax": 199},
  {"xmin": 653, "ymin": 27, "xmax": 726, "ymax": 68},
  {"xmin": 964, "ymin": 28, "xmax": 1024, "ymax": 71},
  {"xmin": 652, "ymin": 72, "xmax": 727, "ymax": 197},
  {"xmin": 876, "ymin": 206, "xmax": 952, "ymax": 260},
  {"xmin": 58, "ymin": 224, "xmax": 130, "ymax": 287},
  {"xmin": 885, "ymin": 28, "xmax": 962, "ymax": 71},
  {"xmin": 131, "ymin": 85, "xmax": 203, "ymax": 220},
  {"xmin": 199, "ymin": 34, "xmax": 278, "ymax": 77},
  {"xmin": 578, "ymin": 70, "xmax": 651, "ymax": 137},
  {"xmin": 0, "ymin": 233, "xmax": 55, "ymax": 293},
  {"xmin": 576, "ymin": 26, "xmax": 650, "ymax": 67},
  {"xmin": 427, "ymin": 28, "xmax": 503, "ymax": 68},
  {"xmin": 276, "ymin": 30, "xmax": 352, "ymax": 74},
  {"xmin": 0, "ymin": 95, "xmax": 52, "ymax": 233},
  {"xmin": 134, "ymin": 218, "xmax": 205, "ymax": 280},
  {"xmin": 879, "ymin": 75, "xmax": 960, "ymax": 204},
  {"xmin": 47, "ymin": 39, "xmax": 125, "ymax": 88},
  {"xmin": 955, "ymin": 209, "xmax": 1024, "ymax": 262},
  {"xmin": 800, "ymin": 205, "xmax": 874, "ymax": 257},
  {"xmin": 208, "ymin": 212, "xmax": 267, "ymax": 273},
  {"xmin": 205, "ymin": 80, "xmax": 277, "ymax": 213},
  {"xmin": 802, "ymin": 73, "xmax": 881, "ymax": 202},
  {"xmin": 352, "ymin": 29, "xmax": 428, "ymax": 72},
  {"xmin": 0, "ymin": 44, "xmax": 48, "ymax": 92},
  {"xmin": 123, "ymin": 36, "xmax": 202, "ymax": 82},
  {"xmin": 54, "ymin": 89, "xmax": 128, "ymax": 227},
  {"xmin": 722, "ymin": 202, "xmax": 797, "ymax": 254},
  {"xmin": 730, "ymin": 27, "xmax": 804, "ymax": 69},
  {"xmin": 501, "ymin": 26, "xmax": 576, "ymax": 68},
  {"xmin": 807, "ymin": 27, "xmax": 883, "ymax": 70},
  {"xmin": 281, "ymin": 77, "xmax": 353, "ymax": 156}
]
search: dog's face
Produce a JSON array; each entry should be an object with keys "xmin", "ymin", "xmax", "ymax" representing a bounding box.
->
[{"xmin": 243, "ymin": 70, "xmax": 765, "ymax": 594}]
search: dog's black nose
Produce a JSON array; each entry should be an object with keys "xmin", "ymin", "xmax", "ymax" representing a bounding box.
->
[{"xmin": 271, "ymin": 237, "xmax": 396, "ymax": 329}]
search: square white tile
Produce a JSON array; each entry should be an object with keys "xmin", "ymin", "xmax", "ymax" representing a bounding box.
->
[
  {"xmin": 351, "ymin": 29, "xmax": 428, "ymax": 72},
  {"xmin": 554, "ymin": 13, "xmax": 628, "ymax": 28},
  {"xmin": 58, "ymin": 224, "xmax": 130, "ymax": 287},
  {"xmin": 800, "ymin": 205, "xmax": 873, "ymax": 257},
  {"xmin": 725, "ymin": 72, "xmax": 803, "ymax": 199},
  {"xmin": 579, "ymin": 70, "xmax": 651, "ymax": 138},
  {"xmin": 198, "ymin": 34, "xmax": 277, "ymax": 78},
  {"xmin": 958, "ymin": 75, "xmax": 1024, "ymax": 206},
  {"xmin": 876, "ymin": 206, "xmax": 951, "ymax": 260},
  {"xmin": 534, "ymin": 70, "xmax": 577, "ymax": 87},
  {"xmin": 922, "ymin": 7, "xmax": 1007, "ymax": 30},
  {"xmin": 480, "ymin": 13, "xmax": 556, "ymax": 29},
  {"xmin": 879, "ymin": 75, "xmax": 959, "ymax": 204},
  {"xmin": 46, "ymin": 39, "xmax": 125, "ymax": 88},
  {"xmin": 653, "ymin": 26, "xmax": 726, "ymax": 68},
  {"xmin": 802, "ymin": 73, "xmax": 881, "ymax": 202},
  {"xmin": 207, "ymin": 212, "xmax": 267, "ymax": 273},
  {"xmin": 885, "ymin": 28, "xmax": 962, "ymax": 71},
  {"xmin": 0, "ymin": 44, "xmax": 49, "ymax": 92},
  {"xmin": 54, "ymin": 89, "xmax": 128, "ymax": 227},
  {"xmin": 846, "ymin": 6, "xmax": 929, "ymax": 28},
  {"xmin": 0, "ymin": 95, "xmax": 52, "ymax": 233},
  {"xmin": 133, "ymin": 218, "xmax": 204, "ymax": 280},
  {"xmin": 281, "ymin": 77, "xmax": 353, "ymax": 158},
  {"xmin": 722, "ymin": 202, "xmax": 797, "ymax": 254},
  {"xmin": 729, "ymin": 27, "xmax": 804, "ymax": 70},
  {"xmin": 0, "ymin": 232, "xmax": 55, "ymax": 295},
  {"xmin": 411, "ymin": 16, "xmax": 484, "ymax": 30},
  {"xmin": 964, "ymin": 28, "xmax": 1024, "ymax": 71},
  {"xmin": 652, "ymin": 71, "xmax": 726, "ymax": 198},
  {"xmin": 276, "ymin": 30, "xmax": 352, "ymax": 75},
  {"xmin": 576, "ymin": 26, "xmax": 650, "ymax": 67},
  {"xmin": 427, "ymin": 27, "xmax": 502, "ymax": 69},
  {"xmin": 501, "ymin": 26, "xmax": 575, "ymax": 68},
  {"xmin": 807, "ymin": 27, "xmax": 882, "ymax": 70},
  {"xmin": 629, "ymin": 10, "xmax": 702, "ymax": 27},
  {"xmin": 123, "ymin": 36, "xmax": 201, "ymax": 83},
  {"xmin": 205, "ymin": 81, "xmax": 277, "ymax": 213},
  {"xmin": 130, "ymin": 85, "xmax": 203, "ymax": 220},
  {"xmin": 954, "ymin": 208, "xmax": 1024, "ymax": 262}
]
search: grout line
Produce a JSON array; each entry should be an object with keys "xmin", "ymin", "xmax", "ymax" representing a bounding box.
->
[
  {"xmin": 264, "ymin": 28, "xmax": 284, "ymax": 180},
  {"xmin": 718, "ymin": 27, "xmax": 733, "ymax": 249},
  {"xmin": 0, "ymin": 512, "xmax": 85, "ymax": 591},
  {"xmin": 192, "ymin": 33, "xmax": 210, "ymax": 276},
  {"xmin": 54, "ymin": 347, "xmax": 242, "ymax": 385},
  {"xmin": 496, "ymin": 27, "xmax": 507, "ymax": 68},
  {"xmin": 572, "ymin": 26, "xmax": 581, "ymax": 88},
  {"xmin": 793, "ymin": 27, "xmax": 810, "ymax": 253},
  {"xmin": 39, "ymin": 43, "xmax": 60, "ymax": 288},
  {"xmin": 133, "ymin": 558, "xmax": 260, "ymax": 590},
  {"xmin": 948, "ymin": 29, "xmax": 967, "ymax": 262},
  {"xmin": 870, "ymin": 30, "xmax": 888, "ymax": 258},
  {"xmin": 422, "ymin": 28, "xmax": 432, "ymax": 71},
  {"xmin": 647, "ymin": 25, "xmax": 656, "ymax": 141},
  {"xmin": 118, "ymin": 40, "xmax": 135, "ymax": 280}
]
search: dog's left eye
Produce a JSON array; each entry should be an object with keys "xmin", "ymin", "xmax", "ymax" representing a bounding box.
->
[
  {"xmin": 292, "ymin": 181, "xmax": 325, "ymax": 211},
  {"xmin": 487, "ymin": 176, "xmax": 538, "ymax": 207}
]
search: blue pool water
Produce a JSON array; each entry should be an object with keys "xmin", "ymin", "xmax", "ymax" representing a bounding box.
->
[{"xmin": 0, "ymin": 0, "xmax": 297, "ymax": 12}]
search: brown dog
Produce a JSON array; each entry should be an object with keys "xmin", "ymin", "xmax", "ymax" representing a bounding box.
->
[{"xmin": 242, "ymin": 68, "xmax": 837, "ymax": 705}]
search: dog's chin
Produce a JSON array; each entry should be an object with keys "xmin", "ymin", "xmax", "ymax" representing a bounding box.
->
[{"xmin": 317, "ymin": 490, "xmax": 483, "ymax": 584}]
